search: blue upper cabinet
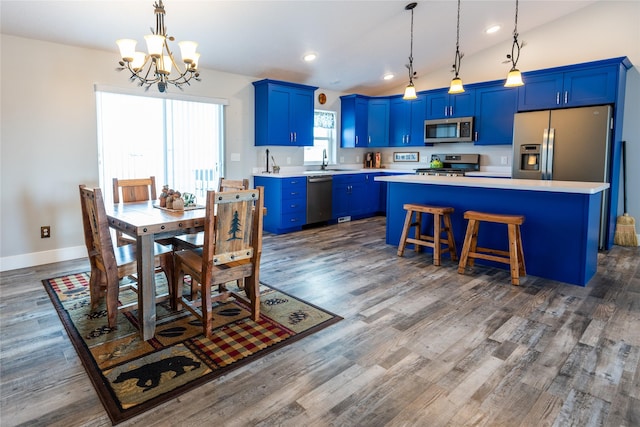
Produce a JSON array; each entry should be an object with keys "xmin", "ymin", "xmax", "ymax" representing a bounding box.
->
[
  {"xmin": 473, "ymin": 82, "xmax": 518, "ymax": 145},
  {"xmin": 253, "ymin": 79, "xmax": 318, "ymax": 146},
  {"xmin": 425, "ymin": 88, "xmax": 475, "ymax": 119},
  {"xmin": 340, "ymin": 95, "xmax": 389, "ymax": 148},
  {"xmin": 340, "ymin": 95, "xmax": 369, "ymax": 148},
  {"xmin": 389, "ymin": 95, "xmax": 426, "ymax": 146},
  {"xmin": 367, "ymin": 98, "xmax": 390, "ymax": 147},
  {"xmin": 518, "ymin": 64, "xmax": 618, "ymax": 111}
]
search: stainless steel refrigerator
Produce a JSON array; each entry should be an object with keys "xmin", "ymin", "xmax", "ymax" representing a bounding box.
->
[
  {"xmin": 512, "ymin": 105, "xmax": 612, "ymax": 181},
  {"xmin": 512, "ymin": 105, "xmax": 612, "ymax": 247}
]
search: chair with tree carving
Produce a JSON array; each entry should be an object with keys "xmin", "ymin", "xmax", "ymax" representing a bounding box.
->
[
  {"xmin": 172, "ymin": 187, "xmax": 264, "ymax": 337},
  {"xmin": 171, "ymin": 177, "xmax": 250, "ymax": 251}
]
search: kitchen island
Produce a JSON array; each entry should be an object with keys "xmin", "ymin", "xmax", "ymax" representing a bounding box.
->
[{"xmin": 375, "ymin": 174, "xmax": 609, "ymax": 286}]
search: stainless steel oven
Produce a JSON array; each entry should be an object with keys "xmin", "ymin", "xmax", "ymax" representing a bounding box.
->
[{"xmin": 415, "ymin": 154, "xmax": 480, "ymax": 176}]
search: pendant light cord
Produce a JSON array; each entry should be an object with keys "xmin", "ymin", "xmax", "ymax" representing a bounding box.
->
[
  {"xmin": 409, "ymin": 4, "xmax": 415, "ymax": 81},
  {"xmin": 510, "ymin": 0, "xmax": 521, "ymax": 69},
  {"xmin": 455, "ymin": 0, "xmax": 460, "ymax": 51},
  {"xmin": 453, "ymin": 0, "xmax": 462, "ymax": 77}
]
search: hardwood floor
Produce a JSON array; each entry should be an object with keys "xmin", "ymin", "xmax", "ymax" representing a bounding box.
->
[{"xmin": 1, "ymin": 216, "xmax": 639, "ymax": 426}]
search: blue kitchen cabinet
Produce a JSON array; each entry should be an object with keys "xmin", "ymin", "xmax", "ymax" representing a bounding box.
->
[
  {"xmin": 332, "ymin": 174, "xmax": 367, "ymax": 219},
  {"xmin": 340, "ymin": 95, "xmax": 369, "ymax": 148},
  {"xmin": 363, "ymin": 172, "xmax": 382, "ymax": 214},
  {"xmin": 389, "ymin": 94, "xmax": 426, "ymax": 146},
  {"xmin": 518, "ymin": 64, "xmax": 617, "ymax": 111},
  {"xmin": 253, "ymin": 79, "xmax": 318, "ymax": 146},
  {"xmin": 367, "ymin": 98, "xmax": 390, "ymax": 147},
  {"xmin": 340, "ymin": 96, "xmax": 390, "ymax": 148},
  {"xmin": 333, "ymin": 173, "xmax": 382, "ymax": 220},
  {"xmin": 473, "ymin": 82, "xmax": 518, "ymax": 145},
  {"xmin": 425, "ymin": 88, "xmax": 475, "ymax": 119},
  {"xmin": 254, "ymin": 176, "xmax": 307, "ymax": 234}
]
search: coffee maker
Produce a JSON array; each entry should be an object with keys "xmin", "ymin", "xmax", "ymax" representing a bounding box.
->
[
  {"xmin": 365, "ymin": 152, "xmax": 374, "ymax": 168},
  {"xmin": 364, "ymin": 152, "xmax": 381, "ymax": 168}
]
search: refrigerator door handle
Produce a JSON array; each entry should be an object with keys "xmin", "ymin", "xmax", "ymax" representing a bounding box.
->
[
  {"xmin": 540, "ymin": 128, "xmax": 550, "ymax": 180},
  {"xmin": 546, "ymin": 128, "xmax": 555, "ymax": 180}
]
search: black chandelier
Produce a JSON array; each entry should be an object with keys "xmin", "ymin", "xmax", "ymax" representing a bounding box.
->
[{"xmin": 116, "ymin": 0, "xmax": 201, "ymax": 92}]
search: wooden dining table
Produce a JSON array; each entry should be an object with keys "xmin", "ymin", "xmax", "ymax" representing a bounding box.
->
[{"xmin": 106, "ymin": 201, "xmax": 206, "ymax": 340}]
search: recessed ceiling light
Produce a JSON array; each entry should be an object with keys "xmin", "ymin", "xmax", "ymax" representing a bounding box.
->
[
  {"xmin": 485, "ymin": 25, "xmax": 501, "ymax": 34},
  {"xmin": 383, "ymin": 73, "xmax": 395, "ymax": 80},
  {"xmin": 303, "ymin": 53, "xmax": 317, "ymax": 62}
]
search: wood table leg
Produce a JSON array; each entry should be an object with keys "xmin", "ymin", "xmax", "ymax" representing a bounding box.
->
[{"xmin": 137, "ymin": 233, "xmax": 157, "ymax": 341}]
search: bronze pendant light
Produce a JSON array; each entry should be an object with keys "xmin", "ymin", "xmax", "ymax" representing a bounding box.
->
[{"xmin": 403, "ymin": 2, "xmax": 418, "ymax": 100}]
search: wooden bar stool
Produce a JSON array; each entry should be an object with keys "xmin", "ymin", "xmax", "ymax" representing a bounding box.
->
[
  {"xmin": 397, "ymin": 204, "xmax": 457, "ymax": 266},
  {"xmin": 457, "ymin": 211, "xmax": 526, "ymax": 285}
]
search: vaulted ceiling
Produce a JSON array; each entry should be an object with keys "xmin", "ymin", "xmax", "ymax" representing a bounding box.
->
[{"xmin": 1, "ymin": 1, "xmax": 597, "ymax": 94}]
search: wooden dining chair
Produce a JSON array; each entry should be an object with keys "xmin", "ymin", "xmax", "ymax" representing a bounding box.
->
[
  {"xmin": 172, "ymin": 187, "xmax": 264, "ymax": 338},
  {"xmin": 171, "ymin": 177, "xmax": 250, "ymax": 251},
  {"xmin": 112, "ymin": 176, "xmax": 157, "ymax": 246},
  {"xmin": 218, "ymin": 177, "xmax": 250, "ymax": 192},
  {"xmin": 79, "ymin": 185, "xmax": 174, "ymax": 329}
]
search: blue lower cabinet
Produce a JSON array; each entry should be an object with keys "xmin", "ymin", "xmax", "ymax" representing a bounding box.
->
[
  {"xmin": 254, "ymin": 176, "xmax": 306, "ymax": 234},
  {"xmin": 332, "ymin": 173, "xmax": 382, "ymax": 220}
]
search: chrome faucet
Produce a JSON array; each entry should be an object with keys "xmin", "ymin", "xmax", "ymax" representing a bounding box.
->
[{"xmin": 321, "ymin": 149, "xmax": 328, "ymax": 170}]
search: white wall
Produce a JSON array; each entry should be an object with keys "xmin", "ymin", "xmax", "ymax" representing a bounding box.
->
[{"xmin": 1, "ymin": 1, "xmax": 639, "ymax": 270}]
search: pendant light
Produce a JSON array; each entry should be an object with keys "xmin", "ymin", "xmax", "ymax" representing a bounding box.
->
[
  {"xmin": 448, "ymin": 0, "xmax": 465, "ymax": 94},
  {"xmin": 504, "ymin": 0, "xmax": 524, "ymax": 87},
  {"xmin": 403, "ymin": 2, "xmax": 418, "ymax": 100}
]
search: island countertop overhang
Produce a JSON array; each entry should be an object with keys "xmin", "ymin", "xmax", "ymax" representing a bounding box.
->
[{"xmin": 374, "ymin": 174, "xmax": 609, "ymax": 195}]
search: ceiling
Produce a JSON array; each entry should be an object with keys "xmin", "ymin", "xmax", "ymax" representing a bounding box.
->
[{"xmin": 0, "ymin": 0, "xmax": 598, "ymax": 95}]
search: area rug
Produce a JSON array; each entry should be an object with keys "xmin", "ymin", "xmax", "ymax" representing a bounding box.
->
[{"xmin": 42, "ymin": 272, "xmax": 342, "ymax": 425}]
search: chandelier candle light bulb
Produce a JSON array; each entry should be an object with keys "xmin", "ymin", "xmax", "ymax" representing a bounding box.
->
[{"xmin": 116, "ymin": 0, "xmax": 201, "ymax": 92}]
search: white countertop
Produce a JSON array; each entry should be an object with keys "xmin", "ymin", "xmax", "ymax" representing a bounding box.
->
[
  {"xmin": 375, "ymin": 174, "xmax": 610, "ymax": 194},
  {"xmin": 253, "ymin": 168, "xmax": 412, "ymax": 178}
]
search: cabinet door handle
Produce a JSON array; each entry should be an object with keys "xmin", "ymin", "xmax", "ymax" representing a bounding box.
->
[
  {"xmin": 444, "ymin": 106, "xmax": 448, "ymax": 116},
  {"xmin": 293, "ymin": 132, "xmax": 297, "ymax": 142},
  {"xmin": 368, "ymin": 136, "xmax": 371, "ymax": 144},
  {"xmin": 564, "ymin": 91, "xmax": 568, "ymax": 104},
  {"xmin": 474, "ymin": 131, "xmax": 478, "ymax": 141},
  {"xmin": 449, "ymin": 106, "xmax": 453, "ymax": 116},
  {"xmin": 556, "ymin": 92, "xmax": 560, "ymax": 105},
  {"xmin": 355, "ymin": 135, "xmax": 359, "ymax": 145}
]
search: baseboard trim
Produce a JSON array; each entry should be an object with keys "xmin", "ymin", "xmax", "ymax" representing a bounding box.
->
[{"xmin": 0, "ymin": 246, "xmax": 86, "ymax": 272}]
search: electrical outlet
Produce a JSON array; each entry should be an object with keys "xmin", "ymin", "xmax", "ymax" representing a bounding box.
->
[
  {"xmin": 41, "ymin": 226, "xmax": 51, "ymax": 238},
  {"xmin": 501, "ymin": 156, "xmax": 509, "ymax": 165}
]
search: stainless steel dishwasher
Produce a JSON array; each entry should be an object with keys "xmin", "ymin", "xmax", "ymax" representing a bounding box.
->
[{"xmin": 306, "ymin": 175, "xmax": 333, "ymax": 224}]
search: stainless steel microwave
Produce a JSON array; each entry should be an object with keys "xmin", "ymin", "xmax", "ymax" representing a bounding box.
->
[{"xmin": 424, "ymin": 116, "xmax": 474, "ymax": 143}]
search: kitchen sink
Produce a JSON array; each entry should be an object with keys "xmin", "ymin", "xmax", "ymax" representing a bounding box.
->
[{"xmin": 304, "ymin": 168, "xmax": 359, "ymax": 174}]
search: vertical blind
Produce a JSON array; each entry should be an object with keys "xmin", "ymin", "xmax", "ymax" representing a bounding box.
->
[{"xmin": 96, "ymin": 90, "xmax": 225, "ymax": 204}]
